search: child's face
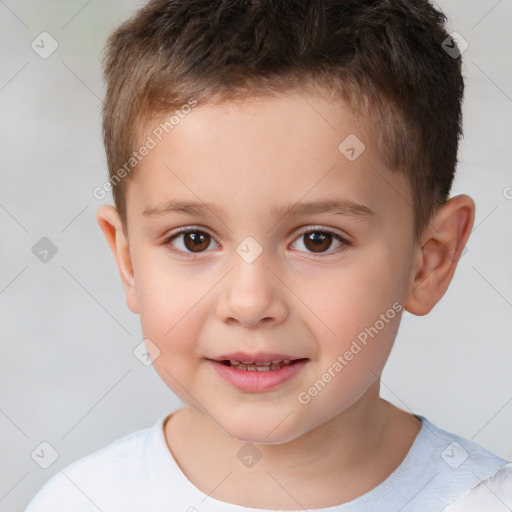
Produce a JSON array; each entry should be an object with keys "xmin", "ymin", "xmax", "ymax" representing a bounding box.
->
[{"xmin": 110, "ymin": 90, "xmax": 421, "ymax": 443}]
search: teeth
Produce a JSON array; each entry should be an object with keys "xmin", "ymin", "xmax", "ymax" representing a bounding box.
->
[{"xmin": 225, "ymin": 359, "xmax": 296, "ymax": 371}]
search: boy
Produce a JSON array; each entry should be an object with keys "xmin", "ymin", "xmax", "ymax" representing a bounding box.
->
[{"xmin": 26, "ymin": 0, "xmax": 512, "ymax": 510}]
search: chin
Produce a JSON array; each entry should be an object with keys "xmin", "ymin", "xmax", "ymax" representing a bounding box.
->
[{"xmin": 220, "ymin": 413, "xmax": 310, "ymax": 446}]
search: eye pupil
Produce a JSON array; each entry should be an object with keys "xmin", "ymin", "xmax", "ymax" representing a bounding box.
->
[
  {"xmin": 184, "ymin": 232, "xmax": 210, "ymax": 252},
  {"xmin": 168, "ymin": 228, "xmax": 345, "ymax": 257},
  {"xmin": 305, "ymin": 232, "xmax": 331, "ymax": 253}
]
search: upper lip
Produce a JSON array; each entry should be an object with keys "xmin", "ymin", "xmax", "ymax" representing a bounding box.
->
[{"xmin": 209, "ymin": 352, "xmax": 307, "ymax": 363}]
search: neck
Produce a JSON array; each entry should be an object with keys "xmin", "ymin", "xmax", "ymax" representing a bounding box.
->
[{"xmin": 164, "ymin": 382, "xmax": 422, "ymax": 509}]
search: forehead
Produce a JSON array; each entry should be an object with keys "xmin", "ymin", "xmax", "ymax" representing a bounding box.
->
[{"xmin": 126, "ymin": 90, "xmax": 413, "ymax": 232}]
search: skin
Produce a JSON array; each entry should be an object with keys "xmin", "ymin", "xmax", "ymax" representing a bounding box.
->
[{"xmin": 97, "ymin": 88, "xmax": 475, "ymax": 509}]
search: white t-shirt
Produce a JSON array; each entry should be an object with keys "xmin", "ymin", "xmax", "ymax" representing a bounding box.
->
[{"xmin": 25, "ymin": 413, "xmax": 512, "ymax": 512}]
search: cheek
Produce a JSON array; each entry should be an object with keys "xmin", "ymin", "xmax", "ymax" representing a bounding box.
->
[
  {"xmin": 139, "ymin": 288, "xmax": 206, "ymax": 395},
  {"xmin": 301, "ymin": 253, "xmax": 401, "ymax": 332},
  {"xmin": 133, "ymin": 254, "xmax": 206, "ymax": 360},
  {"xmin": 292, "ymin": 247, "xmax": 406, "ymax": 379}
]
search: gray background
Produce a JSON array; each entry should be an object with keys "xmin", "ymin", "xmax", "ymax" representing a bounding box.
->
[{"xmin": 1, "ymin": 1, "xmax": 511, "ymax": 510}]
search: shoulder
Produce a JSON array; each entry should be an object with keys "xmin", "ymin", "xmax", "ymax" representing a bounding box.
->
[
  {"xmin": 24, "ymin": 420, "xmax": 158, "ymax": 512},
  {"xmin": 443, "ymin": 462, "xmax": 512, "ymax": 511},
  {"xmin": 417, "ymin": 416, "xmax": 509, "ymax": 473},
  {"xmin": 412, "ymin": 416, "xmax": 511, "ymax": 510}
]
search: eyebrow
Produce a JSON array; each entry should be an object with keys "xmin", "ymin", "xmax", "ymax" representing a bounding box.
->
[{"xmin": 142, "ymin": 197, "xmax": 375, "ymax": 220}]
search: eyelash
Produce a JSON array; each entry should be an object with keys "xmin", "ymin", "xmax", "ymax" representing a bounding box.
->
[{"xmin": 162, "ymin": 226, "xmax": 351, "ymax": 259}]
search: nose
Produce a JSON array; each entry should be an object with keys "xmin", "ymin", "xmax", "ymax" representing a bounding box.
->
[{"xmin": 216, "ymin": 253, "xmax": 288, "ymax": 329}]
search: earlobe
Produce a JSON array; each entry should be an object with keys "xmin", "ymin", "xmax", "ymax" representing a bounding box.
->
[
  {"xmin": 96, "ymin": 204, "xmax": 139, "ymax": 314},
  {"xmin": 404, "ymin": 195, "xmax": 475, "ymax": 316}
]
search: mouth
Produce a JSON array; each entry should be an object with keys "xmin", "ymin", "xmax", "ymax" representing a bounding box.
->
[
  {"xmin": 208, "ymin": 352, "xmax": 309, "ymax": 371},
  {"xmin": 215, "ymin": 359, "xmax": 308, "ymax": 371},
  {"xmin": 207, "ymin": 356, "xmax": 309, "ymax": 392}
]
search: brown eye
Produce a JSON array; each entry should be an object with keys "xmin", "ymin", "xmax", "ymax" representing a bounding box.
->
[
  {"xmin": 291, "ymin": 229, "xmax": 348, "ymax": 256},
  {"xmin": 164, "ymin": 229, "xmax": 217, "ymax": 255},
  {"xmin": 182, "ymin": 231, "xmax": 211, "ymax": 252},
  {"xmin": 303, "ymin": 232, "xmax": 332, "ymax": 253}
]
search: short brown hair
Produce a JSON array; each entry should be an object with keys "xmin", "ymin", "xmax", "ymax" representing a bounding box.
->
[{"xmin": 101, "ymin": 0, "xmax": 464, "ymax": 241}]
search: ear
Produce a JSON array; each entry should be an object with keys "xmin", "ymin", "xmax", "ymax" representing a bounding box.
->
[
  {"xmin": 404, "ymin": 194, "xmax": 475, "ymax": 316},
  {"xmin": 96, "ymin": 204, "xmax": 139, "ymax": 314}
]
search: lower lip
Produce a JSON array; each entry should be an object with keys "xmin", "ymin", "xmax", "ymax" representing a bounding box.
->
[{"xmin": 208, "ymin": 359, "xmax": 308, "ymax": 392}]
